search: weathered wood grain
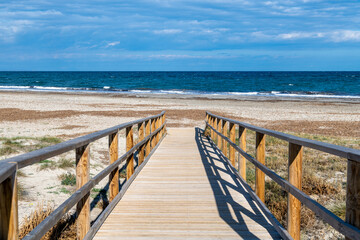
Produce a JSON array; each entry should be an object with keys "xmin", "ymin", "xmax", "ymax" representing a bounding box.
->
[
  {"xmin": 239, "ymin": 126, "xmax": 247, "ymax": 181},
  {"xmin": 76, "ymin": 144, "xmax": 90, "ymax": 240},
  {"xmin": 288, "ymin": 143, "xmax": 303, "ymax": 240},
  {"xmin": 109, "ymin": 132, "xmax": 119, "ymax": 202},
  {"xmin": 138, "ymin": 122, "xmax": 145, "ymax": 165},
  {"xmin": 126, "ymin": 126, "xmax": 134, "ymax": 180},
  {"xmin": 255, "ymin": 132, "xmax": 265, "ymax": 202}
]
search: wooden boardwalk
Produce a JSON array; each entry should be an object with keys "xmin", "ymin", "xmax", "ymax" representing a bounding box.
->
[{"xmin": 94, "ymin": 128, "xmax": 282, "ymax": 239}]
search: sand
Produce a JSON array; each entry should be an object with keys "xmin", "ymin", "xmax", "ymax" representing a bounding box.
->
[{"xmin": 0, "ymin": 91, "xmax": 359, "ymax": 224}]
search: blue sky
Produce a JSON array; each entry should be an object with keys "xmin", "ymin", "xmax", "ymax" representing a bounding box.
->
[{"xmin": 0, "ymin": 0, "xmax": 360, "ymax": 71}]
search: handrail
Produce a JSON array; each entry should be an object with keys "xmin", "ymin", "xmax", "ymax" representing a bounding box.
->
[
  {"xmin": 0, "ymin": 111, "xmax": 166, "ymax": 240},
  {"xmin": 205, "ymin": 111, "xmax": 360, "ymax": 240},
  {"xmin": 206, "ymin": 111, "xmax": 360, "ymax": 162},
  {"xmin": 4, "ymin": 111, "xmax": 165, "ymax": 169}
]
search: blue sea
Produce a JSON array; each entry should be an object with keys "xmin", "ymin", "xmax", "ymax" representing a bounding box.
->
[{"xmin": 0, "ymin": 71, "xmax": 359, "ymax": 99}]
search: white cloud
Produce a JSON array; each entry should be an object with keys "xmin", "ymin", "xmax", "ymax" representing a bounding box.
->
[
  {"xmin": 0, "ymin": 20, "xmax": 33, "ymax": 42},
  {"xmin": 1, "ymin": 10, "xmax": 63, "ymax": 18},
  {"xmin": 153, "ymin": 29, "xmax": 182, "ymax": 34},
  {"xmin": 330, "ymin": 30, "xmax": 360, "ymax": 42},
  {"xmin": 105, "ymin": 41, "xmax": 120, "ymax": 47}
]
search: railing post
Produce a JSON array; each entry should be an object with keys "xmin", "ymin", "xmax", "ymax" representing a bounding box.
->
[
  {"xmin": 255, "ymin": 132, "xmax": 265, "ymax": 202},
  {"xmin": 126, "ymin": 126, "xmax": 134, "ymax": 180},
  {"xmin": 217, "ymin": 119, "xmax": 222, "ymax": 149},
  {"xmin": 229, "ymin": 122, "xmax": 235, "ymax": 167},
  {"xmin": 76, "ymin": 144, "xmax": 90, "ymax": 240},
  {"xmin": 138, "ymin": 122, "xmax": 145, "ymax": 165},
  {"xmin": 346, "ymin": 159, "xmax": 360, "ymax": 240},
  {"xmin": 163, "ymin": 113, "xmax": 166, "ymax": 134},
  {"xmin": 151, "ymin": 119, "xmax": 155, "ymax": 149},
  {"xmin": 156, "ymin": 117, "xmax": 160, "ymax": 144},
  {"xmin": 145, "ymin": 120, "xmax": 150, "ymax": 157},
  {"xmin": 0, "ymin": 164, "xmax": 18, "ymax": 240},
  {"xmin": 210, "ymin": 116, "xmax": 214, "ymax": 140},
  {"xmin": 288, "ymin": 143, "xmax": 303, "ymax": 240},
  {"xmin": 239, "ymin": 126, "xmax": 247, "ymax": 181},
  {"xmin": 109, "ymin": 132, "xmax": 119, "ymax": 202},
  {"xmin": 222, "ymin": 120, "xmax": 228, "ymax": 158}
]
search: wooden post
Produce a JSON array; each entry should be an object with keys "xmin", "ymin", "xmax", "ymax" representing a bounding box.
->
[
  {"xmin": 76, "ymin": 144, "xmax": 90, "ymax": 240},
  {"xmin": 138, "ymin": 122, "xmax": 145, "ymax": 165},
  {"xmin": 109, "ymin": 132, "xmax": 119, "ymax": 202},
  {"xmin": 239, "ymin": 126, "xmax": 247, "ymax": 181},
  {"xmin": 222, "ymin": 120, "xmax": 228, "ymax": 158},
  {"xmin": 345, "ymin": 159, "xmax": 360, "ymax": 240},
  {"xmin": 0, "ymin": 166, "xmax": 18, "ymax": 240},
  {"xmin": 156, "ymin": 117, "xmax": 159, "ymax": 145},
  {"xmin": 145, "ymin": 120, "xmax": 150, "ymax": 157},
  {"xmin": 255, "ymin": 132, "xmax": 265, "ymax": 202},
  {"xmin": 163, "ymin": 113, "xmax": 166, "ymax": 134},
  {"xmin": 229, "ymin": 123, "xmax": 236, "ymax": 167},
  {"xmin": 288, "ymin": 143, "xmax": 303, "ymax": 240},
  {"xmin": 126, "ymin": 126, "xmax": 134, "ymax": 180},
  {"xmin": 210, "ymin": 117, "xmax": 214, "ymax": 140},
  {"xmin": 151, "ymin": 119, "xmax": 155, "ymax": 149},
  {"xmin": 217, "ymin": 118, "xmax": 222, "ymax": 149}
]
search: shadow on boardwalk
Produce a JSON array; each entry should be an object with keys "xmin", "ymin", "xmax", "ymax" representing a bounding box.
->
[{"xmin": 194, "ymin": 127, "xmax": 281, "ymax": 239}]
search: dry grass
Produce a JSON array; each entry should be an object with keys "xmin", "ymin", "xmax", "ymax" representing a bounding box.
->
[{"xmin": 19, "ymin": 203, "xmax": 76, "ymax": 240}]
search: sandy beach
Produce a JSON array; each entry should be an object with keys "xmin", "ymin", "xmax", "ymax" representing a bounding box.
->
[{"xmin": 0, "ymin": 91, "xmax": 359, "ymax": 234}]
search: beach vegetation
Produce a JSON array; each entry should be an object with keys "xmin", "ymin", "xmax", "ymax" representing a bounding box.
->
[
  {"xmin": 18, "ymin": 203, "xmax": 76, "ymax": 239},
  {"xmin": 59, "ymin": 172, "xmax": 76, "ymax": 186},
  {"xmin": 0, "ymin": 136, "xmax": 62, "ymax": 157},
  {"xmin": 57, "ymin": 158, "xmax": 74, "ymax": 169}
]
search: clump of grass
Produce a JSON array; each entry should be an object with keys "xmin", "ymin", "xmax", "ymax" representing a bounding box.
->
[
  {"xmin": 330, "ymin": 202, "xmax": 346, "ymax": 220},
  {"xmin": 0, "ymin": 146, "xmax": 17, "ymax": 156},
  {"xmin": 59, "ymin": 173, "xmax": 76, "ymax": 186},
  {"xmin": 18, "ymin": 203, "xmax": 76, "ymax": 239},
  {"xmin": 17, "ymin": 182, "xmax": 29, "ymax": 201},
  {"xmin": 302, "ymin": 174, "xmax": 339, "ymax": 196},
  {"xmin": 57, "ymin": 158, "xmax": 74, "ymax": 169},
  {"xmin": 39, "ymin": 159, "xmax": 57, "ymax": 171},
  {"xmin": 0, "ymin": 136, "xmax": 62, "ymax": 157},
  {"xmin": 119, "ymin": 168, "xmax": 127, "ymax": 178}
]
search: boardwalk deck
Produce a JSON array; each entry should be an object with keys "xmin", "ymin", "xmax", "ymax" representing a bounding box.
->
[{"xmin": 94, "ymin": 128, "xmax": 282, "ymax": 240}]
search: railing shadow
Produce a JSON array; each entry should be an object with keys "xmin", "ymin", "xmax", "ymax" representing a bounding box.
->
[{"xmin": 194, "ymin": 127, "xmax": 280, "ymax": 239}]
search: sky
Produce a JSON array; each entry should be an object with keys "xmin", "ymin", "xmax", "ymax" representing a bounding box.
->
[{"xmin": 0, "ymin": 0, "xmax": 360, "ymax": 71}]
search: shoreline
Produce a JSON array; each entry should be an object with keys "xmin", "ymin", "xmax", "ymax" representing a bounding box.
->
[{"xmin": 1, "ymin": 89, "xmax": 360, "ymax": 103}]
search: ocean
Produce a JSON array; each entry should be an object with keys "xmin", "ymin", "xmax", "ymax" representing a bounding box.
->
[{"xmin": 0, "ymin": 71, "xmax": 359, "ymax": 99}]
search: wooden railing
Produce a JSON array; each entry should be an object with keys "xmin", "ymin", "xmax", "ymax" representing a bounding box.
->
[
  {"xmin": 205, "ymin": 112, "xmax": 360, "ymax": 240},
  {"xmin": 0, "ymin": 111, "xmax": 166, "ymax": 240}
]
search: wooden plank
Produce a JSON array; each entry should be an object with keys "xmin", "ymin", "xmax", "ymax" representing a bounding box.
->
[
  {"xmin": 0, "ymin": 167, "xmax": 18, "ymax": 240},
  {"xmin": 126, "ymin": 126, "xmax": 134, "ymax": 180},
  {"xmin": 138, "ymin": 123, "xmax": 145, "ymax": 165},
  {"xmin": 94, "ymin": 128, "xmax": 282, "ymax": 240},
  {"xmin": 76, "ymin": 144, "xmax": 90, "ymax": 240},
  {"xmin": 346, "ymin": 159, "xmax": 360, "ymax": 240},
  {"xmin": 239, "ymin": 126, "xmax": 247, "ymax": 181},
  {"xmin": 288, "ymin": 143, "xmax": 303, "ymax": 240},
  {"xmin": 229, "ymin": 123, "xmax": 235, "ymax": 167},
  {"xmin": 109, "ymin": 132, "xmax": 119, "ymax": 202},
  {"xmin": 145, "ymin": 120, "xmax": 150, "ymax": 157},
  {"xmin": 255, "ymin": 132, "xmax": 265, "ymax": 202}
]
